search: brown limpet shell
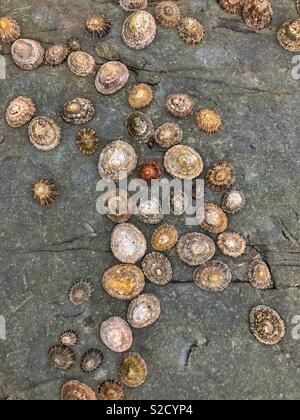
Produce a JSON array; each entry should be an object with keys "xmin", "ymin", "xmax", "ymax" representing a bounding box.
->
[
  {"xmin": 142, "ymin": 252, "xmax": 173, "ymax": 285},
  {"xmin": 45, "ymin": 44, "xmax": 68, "ymax": 66},
  {"xmin": 250, "ymin": 306, "xmax": 286, "ymax": 346},
  {"xmin": 127, "ymin": 293, "xmax": 161, "ymax": 328},
  {"xmin": 119, "ymin": 0, "xmax": 148, "ymax": 11},
  {"xmin": 218, "ymin": 0, "xmax": 245, "ymax": 14},
  {"xmin": 206, "ymin": 162, "xmax": 236, "ymax": 191},
  {"xmin": 11, "ymin": 39, "xmax": 44, "ymax": 70},
  {"xmin": 102, "ymin": 189, "xmax": 133, "ymax": 223},
  {"xmin": 248, "ymin": 259, "xmax": 273, "ymax": 290},
  {"xmin": 154, "ymin": 122, "xmax": 183, "ymax": 148},
  {"xmin": 137, "ymin": 197, "xmax": 165, "ymax": 225},
  {"xmin": 98, "ymin": 140, "xmax": 137, "ymax": 181},
  {"xmin": 126, "ymin": 112, "xmax": 154, "ymax": 143},
  {"xmin": 178, "ymin": 17, "xmax": 205, "ymax": 45},
  {"xmin": 76, "ymin": 128, "xmax": 99, "ymax": 155},
  {"xmin": 111, "ymin": 223, "xmax": 147, "ymax": 264},
  {"xmin": 217, "ymin": 232, "xmax": 247, "ymax": 258},
  {"xmin": 61, "ymin": 380, "xmax": 97, "ymax": 401},
  {"xmin": 95, "ymin": 61, "xmax": 129, "ymax": 95},
  {"xmin": 102, "ymin": 264, "xmax": 145, "ymax": 301},
  {"xmin": 166, "ymin": 93, "xmax": 195, "ymax": 118},
  {"xmin": 32, "ymin": 179, "xmax": 58, "ymax": 206},
  {"xmin": 66, "ymin": 37, "xmax": 81, "ymax": 52},
  {"xmin": 138, "ymin": 159, "xmax": 164, "ymax": 183},
  {"xmin": 80, "ymin": 349, "xmax": 104, "ymax": 373},
  {"xmin": 177, "ymin": 232, "xmax": 216, "ymax": 266},
  {"xmin": 120, "ymin": 352, "xmax": 147, "ymax": 388},
  {"xmin": 194, "ymin": 261, "xmax": 232, "ymax": 293},
  {"xmin": 277, "ymin": 20, "xmax": 300, "ymax": 52},
  {"xmin": 128, "ymin": 83, "xmax": 154, "ymax": 109},
  {"xmin": 98, "ymin": 380, "xmax": 125, "ymax": 400},
  {"xmin": 200, "ymin": 203, "xmax": 228, "ymax": 234},
  {"xmin": 196, "ymin": 109, "xmax": 222, "ymax": 135},
  {"xmin": 100, "ymin": 316, "xmax": 133, "ymax": 353},
  {"xmin": 221, "ymin": 188, "xmax": 246, "ymax": 214},
  {"xmin": 151, "ymin": 224, "xmax": 178, "ymax": 251},
  {"xmin": 59, "ymin": 330, "xmax": 79, "ymax": 347},
  {"xmin": 85, "ymin": 16, "xmax": 112, "ymax": 39},
  {"xmin": 122, "ymin": 11, "xmax": 157, "ymax": 50},
  {"xmin": 61, "ymin": 98, "xmax": 95, "ymax": 125},
  {"xmin": 0, "ymin": 17, "xmax": 21, "ymax": 43},
  {"xmin": 155, "ymin": 2, "xmax": 181, "ymax": 29},
  {"xmin": 164, "ymin": 145, "xmax": 204, "ymax": 180},
  {"xmin": 28, "ymin": 117, "xmax": 61, "ymax": 151},
  {"xmin": 5, "ymin": 96, "xmax": 36, "ymax": 128},
  {"xmin": 242, "ymin": 0, "xmax": 273, "ymax": 30},
  {"xmin": 68, "ymin": 51, "xmax": 95, "ymax": 77},
  {"xmin": 48, "ymin": 345, "xmax": 76, "ymax": 370},
  {"xmin": 69, "ymin": 279, "xmax": 93, "ymax": 306}
]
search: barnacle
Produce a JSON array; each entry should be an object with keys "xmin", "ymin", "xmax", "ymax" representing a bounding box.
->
[
  {"xmin": 164, "ymin": 145, "xmax": 204, "ymax": 180},
  {"xmin": 69, "ymin": 279, "xmax": 93, "ymax": 306},
  {"xmin": 11, "ymin": 39, "xmax": 44, "ymax": 70},
  {"xmin": 221, "ymin": 188, "xmax": 246, "ymax": 214},
  {"xmin": 61, "ymin": 380, "xmax": 97, "ymax": 400},
  {"xmin": 126, "ymin": 112, "xmax": 154, "ymax": 143},
  {"xmin": 250, "ymin": 306, "xmax": 286, "ymax": 346},
  {"xmin": 193, "ymin": 261, "xmax": 232, "ymax": 292},
  {"xmin": 248, "ymin": 258, "xmax": 273, "ymax": 290},
  {"xmin": 102, "ymin": 264, "xmax": 145, "ymax": 301},
  {"xmin": 242, "ymin": 0, "xmax": 273, "ymax": 30},
  {"xmin": 76, "ymin": 128, "xmax": 99, "ymax": 155},
  {"xmin": 80, "ymin": 349, "xmax": 104, "ymax": 373},
  {"xmin": 155, "ymin": 2, "xmax": 181, "ymax": 29},
  {"xmin": 178, "ymin": 17, "xmax": 204, "ymax": 45},
  {"xmin": 206, "ymin": 162, "xmax": 236, "ymax": 191},
  {"xmin": 217, "ymin": 232, "xmax": 247, "ymax": 257},
  {"xmin": 100, "ymin": 316, "xmax": 133, "ymax": 353},
  {"xmin": 59, "ymin": 330, "xmax": 79, "ymax": 347},
  {"xmin": 277, "ymin": 20, "xmax": 300, "ymax": 52},
  {"xmin": 154, "ymin": 122, "xmax": 183, "ymax": 148},
  {"xmin": 218, "ymin": 0, "xmax": 245, "ymax": 14},
  {"xmin": 48, "ymin": 345, "xmax": 76, "ymax": 370},
  {"xmin": 120, "ymin": 353, "xmax": 147, "ymax": 388},
  {"xmin": 95, "ymin": 61, "xmax": 129, "ymax": 95},
  {"xmin": 0, "ymin": 17, "xmax": 21, "ymax": 44},
  {"xmin": 128, "ymin": 83, "xmax": 154, "ymax": 109},
  {"xmin": 61, "ymin": 98, "xmax": 95, "ymax": 125},
  {"xmin": 85, "ymin": 16, "xmax": 112, "ymax": 39},
  {"xmin": 111, "ymin": 223, "xmax": 147, "ymax": 264},
  {"xmin": 68, "ymin": 51, "xmax": 95, "ymax": 77},
  {"xmin": 177, "ymin": 232, "xmax": 216, "ymax": 266},
  {"xmin": 166, "ymin": 93, "xmax": 195, "ymax": 118},
  {"xmin": 5, "ymin": 96, "xmax": 36, "ymax": 128},
  {"xmin": 98, "ymin": 140, "xmax": 137, "ymax": 181},
  {"xmin": 138, "ymin": 159, "xmax": 164, "ymax": 183},
  {"xmin": 32, "ymin": 179, "xmax": 58, "ymax": 206},
  {"xmin": 200, "ymin": 203, "xmax": 228, "ymax": 234},
  {"xmin": 28, "ymin": 116, "xmax": 61, "ymax": 151},
  {"xmin": 127, "ymin": 293, "xmax": 161, "ymax": 328},
  {"xmin": 98, "ymin": 380, "xmax": 124, "ymax": 400},
  {"xmin": 45, "ymin": 44, "xmax": 68, "ymax": 66},
  {"xmin": 122, "ymin": 11, "xmax": 157, "ymax": 50},
  {"xmin": 142, "ymin": 252, "xmax": 173, "ymax": 285},
  {"xmin": 196, "ymin": 109, "xmax": 222, "ymax": 135},
  {"xmin": 151, "ymin": 224, "xmax": 178, "ymax": 251}
]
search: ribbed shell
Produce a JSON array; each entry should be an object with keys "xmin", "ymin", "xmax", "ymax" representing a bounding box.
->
[
  {"xmin": 200, "ymin": 203, "xmax": 228, "ymax": 234},
  {"xmin": 98, "ymin": 140, "xmax": 137, "ymax": 181},
  {"xmin": 102, "ymin": 264, "xmax": 145, "ymax": 301},
  {"xmin": 98, "ymin": 380, "xmax": 125, "ymax": 400},
  {"xmin": 122, "ymin": 11, "xmax": 157, "ymax": 50},
  {"xmin": 48, "ymin": 345, "xmax": 76, "ymax": 370},
  {"xmin": 32, "ymin": 179, "xmax": 58, "ymax": 206},
  {"xmin": 119, "ymin": 0, "xmax": 148, "ymax": 11},
  {"xmin": 277, "ymin": 20, "xmax": 300, "ymax": 52},
  {"xmin": 61, "ymin": 98, "xmax": 95, "ymax": 125},
  {"xmin": 221, "ymin": 188, "xmax": 246, "ymax": 214},
  {"xmin": 178, "ymin": 17, "xmax": 205, "ymax": 45},
  {"xmin": 76, "ymin": 128, "xmax": 99, "ymax": 155},
  {"xmin": 120, "ymin": 352, "xmax": 148, "ymax": 388},
  {"xmin": 155, "ymin": 2, "xmax": 181, "ymax": 29},
  {"xmin": 28, "ymin": 117, "xmax": 61, "ymax": 151},
  {"xmin": 5, "ymin": 96, "xmax": 36, "ymax": 128},
  {"xmin": 80, "ymin": 349, "xmax": 104, "ymax": 373},
  {"xmin": 166, "ymin": 93, "xmax": 195, "ymax": 118},
  {"xmin": 59, "ymin": 330, "xmax": 79, "ymax": 347},
  {"xmin": 217, "ymin": 232, "xmax": 247, "ymax": 258},
  {"xmin": 111, "ymin": 223, "xmax": 147, "ymax": 264},
  {"xmin": 151, "ymin": 224, "xmax": 178, "ymax": 251},
  {"xmin": 45, "ymin": 44, "xmax": 68, "ymax": 66},
  {"xmin": 100, "ymin": 316, "xmax": 133, "ymax": 353},
  {"xmin": 68, "ymin": 51, "xmax": 95, "ymax": 77},
  {"xmin": 248, "ymin": 259, "xmax": 273, "ymax": 290},
  {"xmin": 128, "ymin": 83, "xmax": 154, "ymax": 109},
  {"xmin": 127, "ymin": 293, "xmax": 161, "ymax": 328},
  {"xmin": 242, "ymin": 0, "xmax": 273, "ymax": 30},
  {"xmin": 154, "ymin": 122, "xmax": 183, "ymax": 148},
  {"xmin": 194, "ymin": 261, "xmax": 232, "ymax": 292},
  {"xmin": 126, "ymin": 112, "xmax": 154, "ymax": 143},
  {"xmin": 250, "ymin": 306, "xmax": 286, "ymax": 346},
  {"xmin": 218, "ymin": 0, "xmax": 245, "ymax": 14},
  {"xmin": 206, "ymin": 162, "xmax": 236, "ymax": 191},
  {"xmin": 0, "ymin": 17, "xmax": 21, "ymax": 43},
  {"xmin": 11, "ymin": 39, "xmax": 44, "ymax": 70},
  {"xmin": 196, "ymin": 109, "xmax": 222, "ymax": 134},
  {"xmin": 95, "ymin": 61, "xmax": 129, "ymax": 95},
  {"xmin": 164, "ymin": 145, "xmax": 204, "ymax": 180},
  {"xmin": 61, "ymin": 380, "xmax": 97, "ymax": 400},
  {"xmin": 177, "ymin": 233, "xmax": 216, "ymax": 266},
  {"xmin": 85, "ymin": 16, "xmax": 112, "ymax": 39},
  {"xmin": 142, "ymin": 252, "xmax": 173, "ymax": 285},
  {"xmin": 69, "ymin": 279, "xmax": 93, "ymax": 305}
]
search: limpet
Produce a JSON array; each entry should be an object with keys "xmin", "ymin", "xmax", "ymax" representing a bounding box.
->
[
  {"xmin": 164, "ymin": 145, "xmax": 204, "ymax": 180},
  {"xmin": 196, "ymin": 109, "xmax": 222, "ymax": 135},
  {"xmin": 138, "ymin": 159, "xmax": 164, "ymax": 183},
  {"xmin": 102, "ymin": 264, "xmax": 145, "ymax": 301},
  {"xmin": 142, "ymin": 252, "xmax": 173, "ymax": 285},
  {"xmin": 154, "ymin": 122, "xmax": 183, "ymax": 148},
  {"xmin": 119, "ymin": 0, "xmax": 148, "ymax": 11},
  {"xmin": 127, "ymin": 293, "xmax": 161, "ymax": 328},
  {"xmin": 95, "ymin": 61, "xmax": 129, "ymax": 95},
  {"xmin": 102, "ymin": 189, "xmax": 133, "ymax": 223},
  {"xmin": 32, "ymin": 179, "xmax": 58, "ymax": 206},
  {"xmin": 221, "ymin": 188, "xmax": 246, "ymax": 214},
  {"xmin": 177, "ymin": 232, "xmax": 216, "ymax": 266},
  {"xmin": 193, "ymin": 261, "xmax": 232, "ymax": 293},
  {"xmin": 120, "ymin": 352, "xmax": 148, "ymax": 388},
  {"xmin": 122, "ymin": 11, "xmax": 157, "ymax": 50},
  {"xmin": 155, "ymin": 2, "xmax": 181, "ymax": 29},
  {"xmin": 0, "ymin": 17, "xmax": 21, "ymax": 43},
  {"xmin": 126, "ymin": 112, "xmax": 154, "ymax": 143},
  {"xmin": 151, "ymin": 224, "xmax": 178, "ymax": 251},
  {"xmin": 217, "ymin": 232, "xmax": 247, "ymax": 258},
  {"xmin": 80, "ymin": 349, "xmax": 103, "ymax": 373},
  {"xmin": 11, "ymin": 39, "xmax": 44, "ymax": 70},
  {"xmin": 250, "ymin": 306, "xmax": 286, "ymax": 346},
  {"xmin": 59, "ymin": 330, "xmax": 79, "ymax": 347},
  {"xmin": 5, "ymin": 96, "xmax": 36, "ymax": 128},
  {"xmin": 111, "ymin": 223, "xmax": 147, "ymax": 264},
  {"xmin": 45, "ymin": 44, "xmax": 68, "ymax": 66},
  {"xmin": 218, "ymin": 0, "xmax": 245, "ymax": 14},
  {"xmin": 61, "ymin": 98, "xmax": 95, "ymax": 125},
  {"xmin": 200, "ymin": 203, "xmax": 228, "ymax": 234},
  {"xmin": 128, "ymin": 83, "xmax": 154, "ymax": 109},
  {"xmin": 28, "ymin": 116, "xmax": 61, "ymax": 151},
  {"xmin": 178, "ymin": 17, "xmax": 205, "ymax": 45},
  {"xmin": 136, "ymin": 197, "xmax": 165, "ymax": 225},
  {"xmin": 85, "ymin": 16, "xmax": 112, "ymax": 39},
  {"xmin": 61, "ymin": 380, "xmax": 97, "ymax": 401},
  {"xmin": 206, "ymin": 162, "xmax": 236, "ymax": 191},
  {"xmin": 248, "ymin": 258, "xmax": 273, "ymax": 290},
  {"xmin": 69, "ymin": 279, "xmax": 93, "ymax": 306},
  {"xmin": 66, "ymin": 37, "xmax": 81, "ymax": 52},
  {"xmin": 166, "ymin": 93, "xmax": 195, "ymax": 118},
  {"xmin": 68, "ymin": 51, "xmax": 95, "ymax": 77},
  {"xmin": 76, "ymin": 128, "xmax": 99, "ymax": 155},
  {"xmin": 242, "ymin": 0, "xmax": 273, "ymax": 30},
  {"xmin": 100, "ymin": 316, "xmax": 133, "ymax": 353},
  {"xmin": 48, "ymin": 345, "xmax": 76, "ymax": 370},
  {"xmin": 170, "ymin": 190, "xmax": 189, "ymax": 215},
  {"xmin": 98, "ymin": 380, "xmax": 124, "ymax": 400},
  {"xmin": 98, "ymin": 140, "xmax": 137, "ymax": 181},
  {"xmin": 277, "ymin": 20, "xmax": 300, "ymax": 52}
]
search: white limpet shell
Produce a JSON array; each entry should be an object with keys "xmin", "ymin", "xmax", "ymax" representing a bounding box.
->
[
  {"xmin": 11, "ymin": 39, "xmax": 44, "ymax": 70},
  {"xmin": 111, "ymin": 223, "xmax": 147, "ymax": 264},
  {"xmin": 95, "ymin": 61, "xmax": 129, "ymax": 95},
  {"xmin": 164, "ymin": 145, "xmax": 204, "ymax": 180},
  {"xmin": 122, "ymin": 11, "xmax": 157, "ymax": 50},
  {"xmin": 28, "ymin": 116, "xmax": 61, "ymax": 151},
  {"xmin": 100, "ymin": 316, "xmax": 133, "ymax": 353},
  {"xmin": 98, "ymin": 140, "xmax": 137, "ymax": 181}
]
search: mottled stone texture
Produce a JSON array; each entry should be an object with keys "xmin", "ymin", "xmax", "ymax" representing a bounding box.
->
[{"xmin": 0, "ymin": 0, "xmax": 299, "ymax": 401}]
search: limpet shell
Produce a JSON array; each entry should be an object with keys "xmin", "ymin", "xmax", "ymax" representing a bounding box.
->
[
  {"xmin": 177, "ymin": 232, "xmax": 216, "ymax": 266},
  {"xmin": 196, "ymin": 109, "xmax": 222, "ymax": 135},
  {"xmin": 28, "ymin": 116, "xmax": 61, "ymax": 151},
  {"xmin": 69, "ymin": 279, "xmax": 93, "ymax": 306},
  {"xmin": 32, "ymin": 179, "xmax": 58, "ymax": 206},
  {"xmin": 250, "ymin": 306, "xmax": 286, "ymax": 346},
  {"xmin": 200, "ymin": 203, "xmax": 228, "ymax": 234},
  {"xmin": 138, "ymin": 159, "xmax": 164, "ymax": 183},
  {"xmin": 154, "ymin": 122, "xmax": 183, "ymax": 148},
  {"xmin": 76, "ymin": 128, "xmax": 99, "ymax": 155},
  {"xmin": 66, "ymin": 37, "xmax": 81, "ymax": 52},
  {"xmin": 166, "ymin": 93, "xmax": 195, "ymax": 118},
  {"xmin": 120, "ymin": 0, "xmax": 148, "ymax": 11},
  {"xmin": 98, "ymin": 140, "xmax": 137, "ymax": 181},
  {"xmin": 102, "ymin": 264, "xmax": 145, "ymax": 301},
  {"xmin": 206, "ymin": 162, "xmax": 236, "ymax": 191},
  {"xmin": 11, "ymin": 39, "xmax": 44, "ymax": 70},
  {"xmin": 59, "ymin": 330, "xmax": 79, "ymax": 347},
  {"xmin": 178, "ymin": 17, "xmax": 205, "ymax": 45},
  {"xmin": 155, "ymin": 2, "xmax": 181, "ymax": 29},
  {"xmin": 100, "ymin": 316, "xmax": 133, "ymax": 353},
  {"xmin": 111, "ymin": 223, "xmax": 147, "ymax": 264},
  {"xmin": 242, "ymin": 0, "xmax": 273, "ymax": 30},
  {"xmin": 61, "ymin": 380, "xmax": 97, "ymax": 401},
  {"xmin": 170, "ymin": 190, "xmax": 189, "ymax": 215},
  {"xmin": 95, "ymin": 61, "xmax": 129, "ymax": 95},
  {"xmin": 102, "ymin": 189, "xmax": 133, "ymax": 223},
  {"xmin": 122, "ymin": 11, "xmax": 157, "ymax": 50},
  {"xmin": 218, "ymin": 0, "xmax": 245, "ymax": 14},
  {"xmin": 80, "ymin": 349, "xmax": 103, "ymax": 373},
  {"xmin": 277, "ymin": 20, "xmax": 300, "ymax": 52},
  {"xmin": 136, "ymin": 197, "xmax": 165, "ymax": 225},
  {"xmin": 68, "ymin": 51, "xmax": 95, "ymax": 77},
  {"xmin": 120, "ymin": 352, "xmax": 147, "ymax": 388},
  {"xmin": 85, "ymin": 16, "xmax": 112, "ymax": 39},
  {"xmin": 45, "ymin": 44, "xmax": 68, "ymax": 66},
  {"xmin": 194, "ymin": 261, "xmax": 232, "ymax": 293},
  {"xmin": 5, "ymin": 96, "xmax": 36, "ymax": 128},
  {"xmin": 142, "ymin": 252, "xmax": 173, "ymax": 285},
  {"xmin": 151, "ymin": 224, "xmax": 178, "ymax": 251},
  {"xmin": 48, "ymin": 345, "xmax": 76, "ymax": 370},
  {"xmin": 128, "ymin": 83, "xmax": 154, "ymax": 109},
  {"xmin": 164, "ymin": 145, "xmax": 204, "ymax": 180},
  {"xmin": 248, "ymin": 259, "xmax": 273, "ymax": 290},
  {"xmin": 221, "ymin": 188, "xmax": 246, "ymax": 214},
  {"xmin": 0, "ymin": 17, "xmax": 21, "ymax": 43},
  {"xmin": 217, "ymin": 232, "xmax": 247, "ymax": 258},
  {"xmin": 126, "ymin": 112, "xmax": 154, "ymax": 143},
  {"xmin": 61, "ymin": 98, "xmax": 95, "ymax": 125},
  {"xmin": 98, "ymin": 380, "xmax": 124, "ymax": 400},
  {"xmin": 127, "ymin": 293, "xmax": 161, "ymax": 328}
]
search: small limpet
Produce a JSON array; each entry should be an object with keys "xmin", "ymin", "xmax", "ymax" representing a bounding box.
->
[
  {"xmin": 164, "ymin": 145, "xmax": 204, "ymax": 180},
  {"xmin": 102, "ymin": 264, "xmax": 145, "ymax": 301},
  {"xmin": 126, "ymin": 112, "xmax": 154, "ymax": 143},
  {"xmin": 277, "ymin": 20, "xmax": 300, "ymax": 52},
  {"xmin": 61, "ymin": 98, "xmax": 95, "ymax": 125},
  {"xmin": 196, "ymin": 109, "xmax": 222, "ymax": 135},
  {"xmin": 242, "ymin": 0, "xmax": 273, "ymax": 30},
  {"xmin": 98, "ymin": 380, "xmax": 125, "ymax": 400},
  {"xmin": 151, "ymin": 224, "xmax": 178, "ymax": 251},
  {"xmin": 28, "ymin": 116, "xmax": 61, "ymax": 151},
  {"xmin": 32, "ymin": 179, "xmax": 58, "ymax": 206},
  {"xmin": 122, "ymin": 11, "xmax": 157, "ymax": 50},
  {"xmin": 95, "ymin": 61, "xmax": 129, "ymax": 95},
  {"xmin": 111, "ymin": 223, "xmax": 147, "ymax": 264},
  {"xmin": 66, "ymin": 37, "xmax": 81, "ymax": 52},
  {"xmin": 218, "ymin": 0, "xmax": 245, "ymax": 14},
  {"xmin": 48, "ymin": 345, "xmax": 76, "ymax": 370},
  {"xmin": 85, "ymin": 16, "xmax": 112, "ymax": 39},
  {"xmin": 0, "ymin": 17, "xmax": 21, "ymax": 43},
  {"xmin": 194, "ymin": 261, "xmax": 232, "ymax": 293},
  {"xmin": 98, "ymin": 140, "xmax": 137, "ymax": 181},
  {"xmin": 61, "ymin": 380, "xmax": 97, "ymax": 401},
  {"xmin": 206, "ymin": 162, "xmax": 236, "ymax": 191},
  {"xmin": 120, "ymin": 352, "xmax": 148, "ymax": 388},
  {"xmin": 100, "ymin": 316, "xmax": 133, "ymax": 353},
  {"xmin": 11, "ymin": 39, "xmax": 44, "ymax": 70},
  {"xmin": 128, "ymin": 83, "xmax": 154, "ymax": 109},
  {"xmin": 178, "ymin": 17, "xmax": 205, "ymax": 45},
  {"xmin": 127, "ymin": 293, "xmax": 161, "ymax": 328},
  {"xmin": 80, "ymin": 349, "xmax": 103, "ymax": 373},
  {"xmin": 166, "ymin": 93, "xmax": 195, "ymax": 118},
  {"xmin": 248, "ymin": 259, "xmax": 273, "ymax": 290},
  {"xmin": 136, "ymin": 197, "xmax": 165, "ymax": 225},
  {"xmin": 250, "ymin": 306, "xmax": 286, "ymax": 346},
  {"xmin": 68, "ymin": 51, "xmax": 95, "ymax": 77},
  {"xmin": 45, "ymin": 44, "xmax": 68, "ymax": 66},
  {"xmin": 5, "ymin": 96, "xmax": 36, "ymax": 128},
  {"xmin": 69, "ymin": 279, "xmax": 93, "ymax": 306},
  {"xmin": 221, "ymin": 188, "xmax": 246, "ymax": 214},
  {"xmin": 102, "ymin": 189, "xmax": 133, "ymax": 223},
  {"xmin": 138, "ymin": 159, "xmax": 164, "ymax": 183},
  {"xmin": 59, "ymin": 330, "xmax": 79, "ymax": 347},
  {"xmin": 119, "ymin": 0, "xmax": 148, "ymax": 11},
  {"xmin": 154, "ymin": 122, "xmax": 183, "ymax": 148},
  {"xmin": 142, "ymin": 252, "xmax": 173, "ymax": 285},
  {"xmin": 177, "ymin": 232, "xmax": 216, "ymax": 266},
  {"xmin": 200, "ymin": 203, "xmax": 228, "ymax": 234},
  {"xmin": 155, "ymin": 2, "xmax": 181, "ymax": 29},
  {"xmin": 217, "ymin": 232, "xmax": 247, "ymax": 258},
  {"xmin": 76, "ymin": 128, "xmax": 99, "ymax": 155}
]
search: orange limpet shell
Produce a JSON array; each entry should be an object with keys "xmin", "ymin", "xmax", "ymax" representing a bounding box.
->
[
  {"xmin": 151, "ymin": 224, "xmax": 178, "ymax": 251},
  {"xmin": 61, "ymin": 380, "xmax": 97, "ymax": 400},
  {"xmin": 248, "ymin": 258, "xmax": 273, "ymax": 290},
  {"xmin": 85, "ymin": 15, "xmax": 112, "ymax": 39},
  {"xmin": 32, "ymin": 179, "xmax": 58, "ymax": 206},
  {"xmin": 200, "ymin": 203, "xmax": 228, "ymax": 234},
  {"xmin": 218, "ymin": 0, "xmax": 245, "ymax": 14},
  {"xmin": 196, "ymin": 109, "xmax": 222, "ymax": 134},
  {"xmin": 178, "ymin": 17, "xmax": 204, "ymax": 45},
  {"xmin": 277, "ymin": 20, "xmax": 300, "ymax": 52},
  {"xmin": 98, "ymin": 380, "xmax": 125, "ymax": 400},
  {"xmin": 102, "ymin": 264, "xmax": 145, "ymax": 301},
  {"xmin": 0, "ymin": 17, "xmax": 21, "ymax": 43},
  {"xmin": 194, "ymin": 260, "xmax": 232, "ymax": 293},
  {"xmin": 242, "ymin": 0, "xmax": 273, "ymax": 30},
  {"xmin": 206, "ymin": 162, "xmax": 236, "ymax": 191},
  {"xmin": 128, "ymin": 83, "xmax": 154, "ymax": 109},
  {"xmin": 120, "ymin": 352, "xmax": 148, "ymax": 388},
  {"xmin": 138, "ymin": 159, "xmax": 164, "ymax": 183},
  {"xmin": 217, "ymin": 231, "xmax": 247, "ymax": 258}
]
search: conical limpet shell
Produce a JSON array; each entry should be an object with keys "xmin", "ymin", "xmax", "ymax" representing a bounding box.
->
[
  {"xmin": 138, "ymin": 159, "xmax": 164, "ymax": 183},
  {"xmin": 242, "ymin": 0, "xmax": 273, "ymax": 30},
  {"xmin": 80, "ymin": 349, "xmax": 104, "ymax": 373},
  {"xmin": 120, "ymin": 352, "xmax": 147, "ymax": 388},
  {"xmin": 48, "ymin": 345, "xmax": 76, "ymax": 370},
  {"xmin": 102, "ymin": 264, "xmax": 145, "ymax": 301},
  {"xmin": 59, "ymin": 330, "xmax": 79, "ymax": 347},
  {"xmin": 45, "ymin": 44, "xmax": 68, "ymax": 66},
  {"xmin": 142, "ymin": 252, "xmax": 173, "ymax": 285},
  {"xmin": 122, "ymin": 11, "xmax": 157, "ymax": 50},
  {"xmin": 154, "ymin": 122, "xmax": 183, "ymax": 148},
  {"xmin": 206, "ymin": 162, "xmax": 236, "ymax": 191},
  {"xmin": 218, "ymin": 0, "xmax": 245, "ymax": 14},
  {"xmin": 95, "ymin": 61, "xmax": 129, "ymax": 95},
  {"xmin": 61, "ymin": 98, "xmax": 95, "ymax": 125},
  {"xmin": 217, "ymin": 232, "xmax": 247, "ymax": 258},
  {"xmin": 119, "ymin": 0, "xmax": 148, "ymax": 11},
  {"xmin": 100, "ymin": 316, "xmax": 133, "ymax": 353},
  {"xmin": 177, "ymin": 232, "xmax": 216, "ymax": 266},
  {"xmin": 200, "ymin": 203, "xmax": 228, "ymax": 234},
  {"xmin": 0, "ymin": 17, "xmax": 21, "ymax": 43},
  {"xmin": 196, "ymin": 109, "xmax": 222, "ymax": 134},
  {"xmin": 68, "ymin": 51, "xmax": 95, "ymax": 77},
  {"xmin": 164, "ymin": 145, "xmax": 204, "ymax": 180},
  {"xmin": 85, "ymin": 16, "xmax": 112, "ymax": 39},
  {"xmin": 221, "ymin": 188, "xmax": 246, "ymax": 214},
  {"xmin": 126, "ymin": 112, "xmax": 154, "ymax": 143},
  {"xmin": 69, "ymin": 279, "xmax": 93, "ymax": 306},
  {"xmin": 5, "ymin": 96, "xmax": 36, "ymax": 128},
  {"xmin": 98, "ymin": 140, "xmax": 137, "ymax": 181},
  {"xmin": 102, "ymin": 189, "xmax": 133, "ymax": 223},
  {"xmin": 155, "ymin": 2, "xmax": 181, "ymax": 29},
  {"xmin": 128, "ymin": 83, "xmax": 154, "ymax": 109},
  {"xmin": 32, "ymin": 179, "xmax": 58, "ymax": 206},
  {"xmin": 250, "ymin": 306, "xmax": 286, "ymax": 346},
  {"xmin": 178, "ymin": 17, "xmax": 205, "ymax": 45},
  {"xmin": 166, "ymin": 94, "xmax": 195, "ymax": 118},
  {"xmin": 194, "ymin": 261, "xmax": 232, "ymax": 293},
  {"xmin": 66, "ymin": 37, "xmax": 81, "ymax": 53},
  {"xmin": 137, "ymin": 197, "xmax": 165, "ymax": 225},
  {"xmin": 11, "ymin": 39, "xmax": 44, "ymax": 70},
  {"xmin": 98, "ymin": 380, "xmax": 125, "ymax": 400},
  {"xmin": 111, "ymin": 223, "xmax": 147, "ymax": 264},
  {"xmin": 277, "ymin": 20, "xmax": 300, "ymax": 52},
  {"xmin": 61, "ymin": 380, "xmax": 97, "ymax": 401},
  {"xmin": 127, "ymin": 293, "xmax": 161, "ymax": 328},
  {"xmin": 76, "ymin": 128, "xmax": 99, "ymax": 155},
  {"xmin": 248, "ymin": 259, "xmax": 273, "ymax": 290},
  {"xmin": 151, "ymin": 224, "xmax": 178, "ymax": 251},
  {"xmin": 28, "ymin": 116, "xmax": 61, "ymax": 151}
]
